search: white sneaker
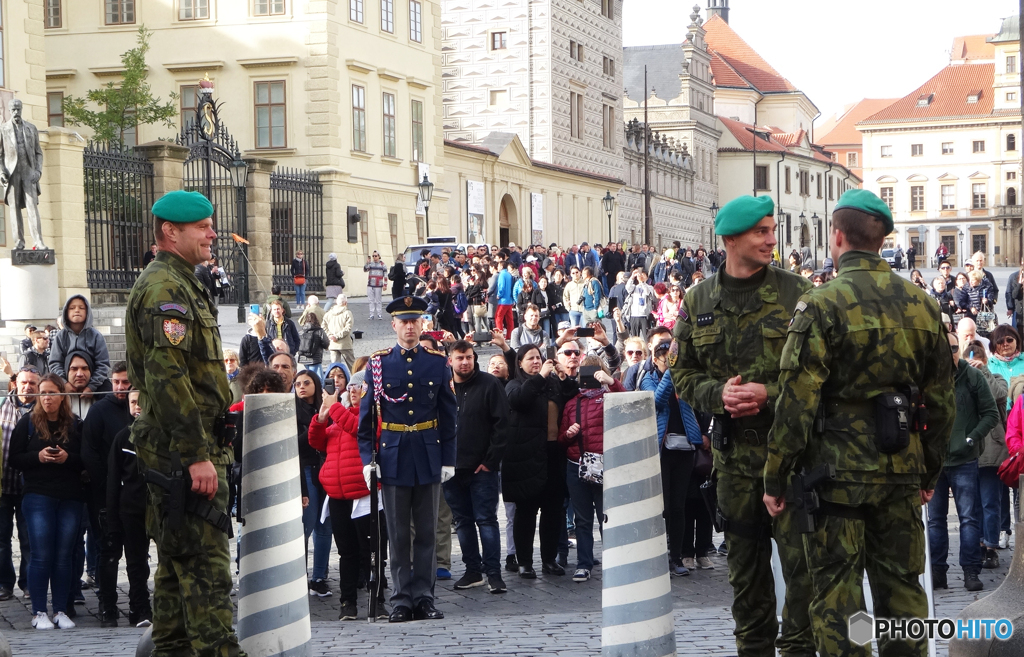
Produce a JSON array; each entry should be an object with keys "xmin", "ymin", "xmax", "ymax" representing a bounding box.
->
[
  {"xmin": 999, "ymin": 531, "xmax": 1011, "ymax": 549},
  {"xmin": 31, "ymin": 612, "xmax": 53, "ymax": 630},
  {"xmin": 53, "ymin": 612, "xmax": 75, "ymax": 629},
  {"xmin": 696, "ymin": 556, "xmax": 715, "ymax": 570},
  {"xmin": 681, "ymin": 557, "xmax": 696, "ymax": 570}
]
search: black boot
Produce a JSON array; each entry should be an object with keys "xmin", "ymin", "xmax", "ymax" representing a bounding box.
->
[
  {"xmin": 932, "ymin": 569, "xmax": 948, "ymax": 589},
  {"xmin": 964, "ymin": 571, "xmax": 983, "ymax": 592},
  {"xmin": 99, "ymin": 609, "xmax": 118, "ymax": 628}
]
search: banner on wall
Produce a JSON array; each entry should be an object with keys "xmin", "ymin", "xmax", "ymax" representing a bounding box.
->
[
  {"xmin": 467, "ymin": 180, "xmax": 485, "ymax": 243},
  {"xmin": 530, "ymin": 193, "xmax": 544, "ymax": 246}
]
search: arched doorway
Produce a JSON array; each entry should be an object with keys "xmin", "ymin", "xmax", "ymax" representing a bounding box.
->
[{"xmin": 499, "ymin": 194, "xmax": 518, "ymax": 247}]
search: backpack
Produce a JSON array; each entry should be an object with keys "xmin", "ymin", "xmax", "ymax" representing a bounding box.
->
[
  {"xmin": 453, "ymin": 290, "xmax": 468, "ymax": 315},
  {"xmin": 298, "ymin": 328, "xmax": 317, "ymax": 357}
]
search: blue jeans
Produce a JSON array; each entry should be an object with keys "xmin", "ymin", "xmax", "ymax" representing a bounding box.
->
[
  {"xmin": 0, "ymin": 494, "xmax": 29, "ymax": 591},
  {"xmin": 565, "ymin": 462, "xmax": 603, "ymax": 571},
  {"xmin": 569, "ymin": 311, "xmax": 583, "ymax": 327},
  {"xmin": 304, "ymin": 363, "xmax": 324, "ymax": 381},
  {"xmin": 978, "ymin": 466, "xmax": 1003, "ymax": 548},
  {"xmin": 295, "ymin": 283, "xmax": 307, "ymax": 306},
  {"xmin": 23, "ymin": 494, "xmax": 84, "ymax": 614},
  {"xmin": 302, "ymin": 466, "xmax": 333, "ymax": 581},
  {"xmin": 553, "ymin": 312, "xmax": 569, "ymax": 338},
  {"xmin": 443, "ymin": 470, "xmax": 501, "ymax": 576},
  {"xmin": 927, "ymin": 460, "xmax": 982, "ymax": 573}
]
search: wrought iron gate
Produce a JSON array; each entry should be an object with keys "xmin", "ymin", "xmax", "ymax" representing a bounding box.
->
[
  {"xmin": 270, "ymin": 168, "xmax": 324, "ymax": 294},
  {"xmin": 178, "ymin": 81, "xmax": 248, "ymax": 306}
]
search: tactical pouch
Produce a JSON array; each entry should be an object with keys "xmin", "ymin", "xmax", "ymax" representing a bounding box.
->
[
  {"xmin": 710, "ymin": 415, "xmax": 730, "ymax": 451},
  {"xmin": 873, "ymin": 392, "xmax": 911, "ymax": 454}
]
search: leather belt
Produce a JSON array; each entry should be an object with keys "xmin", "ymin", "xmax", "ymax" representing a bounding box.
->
[
  {"xmin": 380, "ymin": 419, "xmax": 438, "ymax": 432},
  {"xmin": 824, "ymin": 399, "xmax": 875, "ymax": 416}
]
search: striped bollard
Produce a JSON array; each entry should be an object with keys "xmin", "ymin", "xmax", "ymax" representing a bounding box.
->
[
  {"xmin": 239, "ymin": 393, "xmax": 311, "ymax": 657},
  {"xmin": 602, "ymin": 391, "xmax": 677, "ymax": 657}
]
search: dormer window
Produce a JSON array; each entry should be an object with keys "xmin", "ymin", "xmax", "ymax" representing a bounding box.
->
[
  {"xmin": 917, "ymin": 94, "xmax": 933, "ymax": 107},
  {"xmin": 967, "ymin": 90, "xmax": 982, "ymax": 104}
]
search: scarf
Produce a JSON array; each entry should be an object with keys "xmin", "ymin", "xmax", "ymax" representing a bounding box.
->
[{"xmin": 992, "ymin": 352, "xmax": 1019, "ymax": 364}]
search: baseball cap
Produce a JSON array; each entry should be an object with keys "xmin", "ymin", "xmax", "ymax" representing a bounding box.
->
[
  {"xmin": 508, "ymin": 242, "xmax": 517, "ymax": 248},
  {"xmin": 557, "ymin": 321, "xmax": 571, "ymax": 331}
]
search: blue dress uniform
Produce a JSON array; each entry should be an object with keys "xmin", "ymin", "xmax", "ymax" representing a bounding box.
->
[{"xmin": 358, "ymin": 296, "xmax": 457, "ymax": 620}]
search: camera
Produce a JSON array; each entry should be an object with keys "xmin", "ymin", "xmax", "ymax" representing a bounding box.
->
[
  {"xmin": 249, "ymin": 303, "xmax": 261, "ymax": 316},
  {"xmin": 472, "ymin": 331, "xmax": 493, "ymax": 343},
  {"xmin": 576, "ymin": 327, "xmax": 595, "ymax": 338},
  {"xmin": 324, "ymin": 378, "xmax": 336, "ymax": 395}
]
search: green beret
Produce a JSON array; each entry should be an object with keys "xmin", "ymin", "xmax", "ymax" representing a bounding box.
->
[
  {"xmin": 715, "ymin": 195, "xmax": 775, "ymax": 236},
  {"xmin": 152, "ymin": 190, "xmax": 214, "ymax": 224},
  {"xmin": 834, "ymin": 189, "xmax": 894, "ymax": 233}
]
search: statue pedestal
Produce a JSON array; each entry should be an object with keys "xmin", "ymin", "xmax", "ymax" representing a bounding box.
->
[{"xmin": 0, "ymin": 257, "xmax": 59, "ymax": 322}]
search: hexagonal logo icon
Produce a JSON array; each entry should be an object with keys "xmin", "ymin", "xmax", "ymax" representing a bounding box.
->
[{"xmin": 849, "ymin": 611, "xmax": 875, "ymax": 646}]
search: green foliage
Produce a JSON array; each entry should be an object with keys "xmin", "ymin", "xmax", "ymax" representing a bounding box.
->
[{"xmin": 63, "ymin": 26, "xmax": 178, "ymax": 149}]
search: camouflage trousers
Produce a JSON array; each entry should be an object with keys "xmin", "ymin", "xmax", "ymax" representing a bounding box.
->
[
  {"xmin": 804, "ymin": 483, "xmax": 927, "ymax": 657},
  {"xmin": 717, "ymin": 472, "xmax": 815, "ymax": 657},
  {"xmin": 147, "ymin": 467, "xmax": 245, "ymax": 657}
]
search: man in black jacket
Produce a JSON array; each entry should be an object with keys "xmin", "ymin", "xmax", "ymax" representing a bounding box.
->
[
  {"xmin": 444, "ymin": 341, "xmax": 511, "ymax": 594},
  {"xmin": 601, "ymin": 242, "xmax": 626, "ymax": 291},
  {"xmin": 80, "ymin": 362, "xmax": 133, "ymax": 626},
  {"xmin": 390, "ymin": 253, "xmax": 407, "ymax": 299}
]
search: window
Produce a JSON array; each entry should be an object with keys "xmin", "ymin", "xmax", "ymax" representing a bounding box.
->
[
  {"xmin": 254, "ymin": 0, "xmax": 285, "ymax": 15},
  {"xmin": 846, "ymin": 152, "xmax": 858, "ymax": 168},
  {"xmin": 968, "ymin": 93, "xmax": 979, "ymax": 104},
  {"xmin": 491, "ymin": 31, "xmax": 506, "ymax": 50},
  {"xmin": 755, "ymin": 165, "xmax": 769, "ymax": 191},
  {"xmin": 570, "ymin": 41, "xmax": 576, "ymax": 60},
  {"xmin": 1009, "ymin": 55, "xmax": 1018, "ymax": 74},
  {"xmin": 972, "ymin": 234, "xmax": 987, "ymax": 254},
  {"xmin": 570, "ymin": 91, "xmax": 583, "ymax": 139},
  {"xmin": 973, "ymin": 140, "xmax": 986, "ymax": 153},
  {"xmin": 46, "ymin": 0, "xmax": 62, "ymax": 28},
  {"xmin": 784, "ymin": 166, "xmax": 791, "ymax": 194},
  {"xmin": 828, "ymin": 175, "xmax": 834, "ymax": 200},
  {"xmin": 381, "ymin": 0, "xmax": 394, "ymax": 32},
  {"xmin": 973, "ymin": 183, "xmax": 987, "ymax": 209},
  {"xmin": 409, "ymin": 0, "xmax": 421, "ymax": 41},
  {"xmin": 180, "ymin": 84, "xmax": 198, "ymax": 128},
  {"xmin": 911, "ymin": 185, "xmax": 924, "ymax": 211},
  {"xmin": 382, "ymin": 92, "xmax": 396, "ymax": 157},
  {"xmin": 352, "ymin": 85, "xmax": 366, "ymax": 152},
  {"xmin": 411, "ymin": 100, "xmax": 424, "ymax": 162},
  {"xmin": 603, "ymin": 56, "xmax": 615, "ymax": 77},
  {"xmin": 105, "ymin": 0, "xmax": 135, "ymax": 24},
  {"xmin": 1009, "ymin": 188, "xmax": 1018, "ymax": 206},
  {"xmin": 881, "ymin": 145, "xmax": 892, "ymax": 158},
  {"xmin": 254, "ymin": 81, "xmax": 286, "ymax": 149},
  {"xmin": 1008, "ymin": 134, "xmax": 1017, "ymax": 151},
  {"xmin": 1010, "ymin": 92, "xmax": 1018, "ymax": 102},
  {"xmin": 602, "ymin": 104, "xmax": 614, "ymax": 148},
  {"xmin": 47, "ymin": 92, "xmax": 64, "ymax": 127},
  {"xmin": 179, "ymin": 0, "xmax": 209, "ymax": 20},
  {"xmin": 350, "ymin": 0, "xmax": 363, "ymax": 22},
  {"xmin": 119, "ymin": 112, "xmax": 137, "ymax": 149},
  {"xmin": 942, "ymin": 142, "xmax": 954, "ymax": 154},
  {"xmin": 1009, "ymin": 171, "xmax": 1018, "ymax": 181},
  {"xmin": 601, "ymin": 0, "xmax": 613, "ymax": 19},
  {"xmin": 489, "ymin": 89, "xmax": 507, "ymax": 106},
  {"xmin": 816, "ymin": 173, "xmax": 822, "ymax": 198},
  {"xmin": 798, "ymin": 170, "xmax": 809, "ymax": 196},
  {"xmin": 881, "ymin": 186, "xmax": 894, "ymax": 209},
  {"xmin": 388, "ymin": 213, "xmax": 399, "ymax": 258},
  {"xmin": 941, "ymin": 184, "xmax": 955, "ymax": 210},
  {"xmin": 359, "ymin": 209, "xmax": 370, "ymax": 256},
  {"xmin": 577, "ymin": 43, "xmax": 584, "ymax": 63},
  {"xmin": 569, "ymin": 40, "xmax": 583, "ymax": 63},
  {"xmin": 911, "ymin": 144, "xmax": 923, "ymax": 156}
]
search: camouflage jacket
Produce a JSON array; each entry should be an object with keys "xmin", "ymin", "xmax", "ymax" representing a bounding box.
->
[
  {"xmin": 126, "ymin": 251, "xmax": 231, "ymax": 469},
  {"xmin": 670, "ymin": 265, "xmax": 811, "ymax": 476},
  {"xmin": 764, "ymin": 251, "xmax": 955, "ymax": 498}
]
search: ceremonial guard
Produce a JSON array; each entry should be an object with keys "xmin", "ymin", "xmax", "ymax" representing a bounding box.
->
[{"xmin": 358, "ymin": 296, "xmax": 457, "ymax": 623}]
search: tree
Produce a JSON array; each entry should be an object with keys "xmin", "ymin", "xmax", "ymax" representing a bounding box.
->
[{"xmin": 63, "ymin": 26, "xmax": 178, "ymax": 150}]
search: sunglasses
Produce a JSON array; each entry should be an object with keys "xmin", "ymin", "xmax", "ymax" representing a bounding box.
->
[
  {"xmin": 625, "ymin": 350, "xmax": 643, "ymax": 356},
  {"xmin": 560, "ymin": 349, "xmax": 581, "ymax": 357},
  {"xmin": 950, "ymin": 344, "xmax": 959, "ymax": 353},
  {"xmin": 940, "ymin": 266, "xmax": 951, "ymax": 270},
  {"xmin": 997, "ymin": 337, "xmax": 1017, "ymax": 345}
]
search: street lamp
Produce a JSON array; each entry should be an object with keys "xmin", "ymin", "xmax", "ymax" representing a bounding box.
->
[
  {"xmin": 418, "ymin": 173, "xmax": 434, "ymax": 237},
  {"xmin": 230, "ymin": 157, "xmax": 250, "ymax": 323},
  {"xmin": 710, "ymin": 202, "xmax": 719, "ymax": 250},
  {"xmin": 602, "ymin": 190, "xmax": 615, "ymax": 244},
  {"xmin": 959, "ymin": 229, "xmax": 965, "ymax": 266}
]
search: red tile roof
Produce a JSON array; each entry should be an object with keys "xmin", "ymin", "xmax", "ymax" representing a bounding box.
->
[
  {"xmin": 718, "ymin": 116, "xmax": 787, "ymax": 152},
  {"xmin": 817, "ymin": 99, "xmax": 899, "ymax": 146},
  {"xmin": 951, "ymin": 34, "xmax": 995, "ymax": 62},
  {"xmin": 860, "ymin": 63, "xmax": 994, "ymax": 123},
  {"xmin": 719, "ymin": 117, "xmax": 853, "ymax": 171},
  {"xmin": 704, "ymin": 15, "xmax": 797, "ymax": 94}
]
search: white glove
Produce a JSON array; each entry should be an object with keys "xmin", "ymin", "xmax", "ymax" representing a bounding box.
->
[
  {"xmin": 441, "ymin": 466, "xmax": 455, "ymax": 483},
  {"xmin": 363, "ymin": 463, "xmax": 381, "ymax": 490}
]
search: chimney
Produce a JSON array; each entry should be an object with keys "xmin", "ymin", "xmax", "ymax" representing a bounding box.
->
[{"xmin": 707, "ymin": 0, "xmax": 729, "ymax": 23}]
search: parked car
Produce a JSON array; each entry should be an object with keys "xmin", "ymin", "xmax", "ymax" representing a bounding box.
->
[{"xmin": 880, "ymin": 248, "xmax": 897, "ymax": 267}]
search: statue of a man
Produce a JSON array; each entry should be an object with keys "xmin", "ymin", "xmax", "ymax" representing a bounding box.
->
[{"xmin": 0, "ymin": 99, "xmax": 47, "ymax": 250}]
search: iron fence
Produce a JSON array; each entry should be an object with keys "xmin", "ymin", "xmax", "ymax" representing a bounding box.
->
[
  {"xmin": 270, "ymin": 167, "xmax": 324, "ymax": 294},
  {"xmin": 83, "ymin": 143, "xmax": 156, "ymax": 290}
]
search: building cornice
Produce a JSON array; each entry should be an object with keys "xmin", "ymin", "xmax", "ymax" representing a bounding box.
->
[
  {"xmin": 237, "ymin": 56, "xmax": 300, "ymax": 69},
  {"xmin": 164, "ymin": 60, "xmax": 226, "ymax": 74}
]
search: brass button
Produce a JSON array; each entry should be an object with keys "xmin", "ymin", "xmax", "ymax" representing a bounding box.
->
[
  {"xmin": 429, "ymin": 381, "xmax": 434, "ymax": 385},
  {"xmin": 408, "ymin": 370, "xmax": 413, "ymax": 375},
  {"xmin": 408, "ymin": 397, "xmax": 413, "ymax": 402},
  {"xmin": 386, "ymin": 383, "xmax": 391, "ymax": 388},
  {"xmin": 382, "ymin": 443, "xmax": 387, "ymax": 447},
  {"xmin": 407, "ymin": 382, "xmax": 414, "ymax": 389},
  {"xmin": 407, "ymin": 358, "xmax": 412, "ymax": 363},
  {"xmin": 408, "ymin": 410, "xmax": 414, "ymax": 416},
  {"xmin": 437, "ymin": 439, "xmax": 440, "ymax": 444}
]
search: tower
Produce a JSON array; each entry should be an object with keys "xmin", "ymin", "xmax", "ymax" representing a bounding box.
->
[{"xmin": 707, "ymin": 0, "xmax": 729, "ymax": 23}]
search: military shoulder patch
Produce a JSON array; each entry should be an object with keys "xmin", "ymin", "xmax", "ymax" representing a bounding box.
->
[
  {"xmin": 679, "ymin": 308, "xmax": 688, "ymax": 322},
  {"xmin": 696, "ymin": 313, "xmax": 714, "ymax": 327},
  {"xmin": 425, "ymin": 347, "xmax": 447, "ymax": 357},
  {"xmin": 159, "ymin": 302, "xmax": 188, "ymax": 315},
  {"xmin": 795, "ymin": 301, "xmax": 807, "ymax": 313},
  {"xmin": 163, "ymin": 318, "xmax": 187, "ymax": 346},
  {"xmin": 372, "ymin": 347, "xmax": 393, "ymax": 357}
]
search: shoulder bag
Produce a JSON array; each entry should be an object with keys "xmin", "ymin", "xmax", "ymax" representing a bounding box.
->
[{"xmin": 576, "ymin": 398, "xmax": 603, "ymax": 485}]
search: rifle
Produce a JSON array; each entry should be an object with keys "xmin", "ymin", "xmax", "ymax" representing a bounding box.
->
[
  {"xmin": 145, "ymin": 451, "xmax": 234, "ymax": 537},
  {"xmin": 791, "ymin": 463, "xmax": 837, "ymax": 534},
  {"xmin": 367, "ymin": 394, "xmax": 382, "ymax": 623}
]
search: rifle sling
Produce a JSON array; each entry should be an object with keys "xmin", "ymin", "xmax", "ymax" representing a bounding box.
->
[{"xmin": 184, "ymin": 494, "xmax": 234, "ymax": 538}]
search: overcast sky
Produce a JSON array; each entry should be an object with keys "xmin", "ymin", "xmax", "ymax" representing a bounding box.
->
[{"xmin": 623, "ymin": 0, "xmax": 1020, "ymax": 125}]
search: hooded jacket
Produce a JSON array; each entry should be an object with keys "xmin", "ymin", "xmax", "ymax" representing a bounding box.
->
[
  {"xmin": 948, "ymin": 359, "xmax": 999, "ymax": 467},
  {"xmin": 326, "ymin": 255, "xmax": 345, "ymax": 287},
  {"xmin": 49, "ymin": 294, "xmax": 110, "ymax": 391},
  {"xmin": 324, "ymin": 303, "xmax": 354, "ymax": 351},
  {"xmin": 558, "ymin": 380, "xmax": 626, "ymax": 461}
]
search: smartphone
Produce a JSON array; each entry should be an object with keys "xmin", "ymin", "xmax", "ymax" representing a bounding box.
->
[
  {"xmin": 608, "ymin": 297, "xmax": 618, "ymax": 312},
  {"xmin": 472, "ymin": 331, "xmax": 493, "ymax": 343},
  {"xmin": 579, "ymin": 365, "xmax": 600, "ymax": 389},
  {"xmin": 546, "ymin": 345, "xmax": 557, "ymax": 361},
  {"xmin": 323, "ymin": 378, "xmax": 336, "ymax": 395},
  {"xmin": 249, "ymin": 303, "xmax": 261, "ymax": 315},
  {"xmin": 46, "ymin": 446, "xmax": 61, "ymax": 454},
  {"xmin": 576, "ymin": 327, "xmax": 595, "ymax": 338},
  {"xmin": 426, "ymin": 330, "xmax": 446, "ymax": 342}
]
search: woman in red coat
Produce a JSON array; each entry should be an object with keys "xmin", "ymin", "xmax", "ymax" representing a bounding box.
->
[
  {"xmin": 559, "ymin": 355, "xmax": 623, "ymax": 583},
  {"xmin": 308, "ymin": 374, "xmax": 387, "ymax": 621}
]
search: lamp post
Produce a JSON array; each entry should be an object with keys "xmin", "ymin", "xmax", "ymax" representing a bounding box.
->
[
  {"xmin": 959, "ymin": 229, "xmax": 965, "ymax": 267},
  {"xmin": 418, "ymin": 173, "xmax": 434, "ymax": 237},
  {"xmin": 710, "ymin": 202, "xmax": 719, "ymax": 251},
  {"xmin": 602, "ymin": 190, "xmax": 615, "ymax": 244},
  {"xmin": 230, "ymin": 157, "xmax": 249, "ymax": 323},
  {"xmin": 811, "ymin": 212, "xmax": 819, "ymax": 270}
]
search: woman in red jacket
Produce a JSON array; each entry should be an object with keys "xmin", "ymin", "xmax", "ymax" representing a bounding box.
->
[
  {"xmin": 308, "ymin": 375, "xmax": 387, "ymax": 621},
  {"xmin": 559, "ymin": 355, "xmax": 623, "ymax": 583}
]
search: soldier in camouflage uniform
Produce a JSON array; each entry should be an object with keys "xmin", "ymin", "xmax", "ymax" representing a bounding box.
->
[
  {"xmin": 126, "ymin": 190, "xmax": 245, "ymax": 657},
  {"xmin": 671, "ymin": 195, "xmax": 815, "ymax": 657},
  {"xmin": 764, "ymin": 189, "xmax": 955, "ymax": 657}
]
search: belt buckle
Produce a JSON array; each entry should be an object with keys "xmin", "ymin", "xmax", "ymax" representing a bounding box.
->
[
  {"xmin": 743, "ymin": 429, "xmax": 760, "ymax": 446},
  {"xmin": 404, "ymin": 424, "xmax": 413, "ymax": 432}
]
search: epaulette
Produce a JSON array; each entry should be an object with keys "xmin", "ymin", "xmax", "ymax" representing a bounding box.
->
[
  {"xmin": 371, "ymin": 347, "xmax": 392, "ymax": 358},
  {"xmin": 425, "ymin": 347, "xmax": 447, "ymax": 357}
]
